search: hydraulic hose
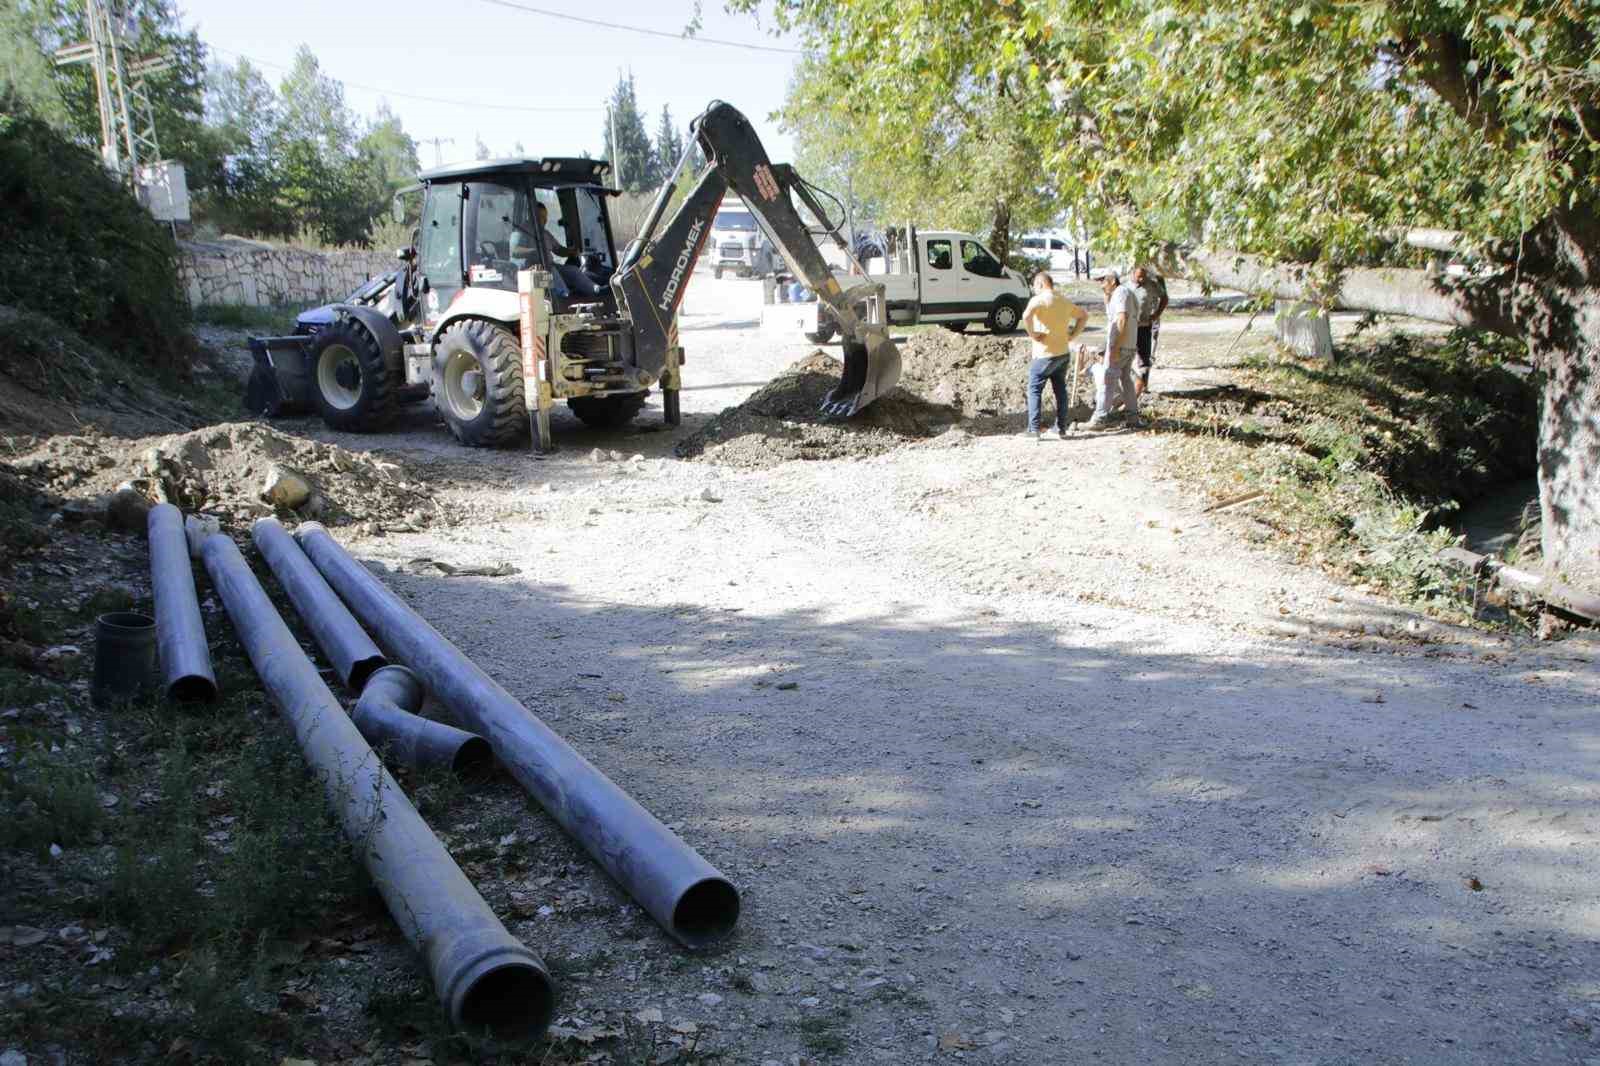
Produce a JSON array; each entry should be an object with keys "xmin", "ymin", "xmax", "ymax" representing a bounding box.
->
[
  {"xmin": 199, "ymin": 533, "xmax": 553, "ymax": 1035},
  {"xmin": 294, "ymin": 522, "xmax": 740, "ymax": 949},
  {"xmin": 147, "ymin": 503, "xmax": 217, "ymax": 703}
]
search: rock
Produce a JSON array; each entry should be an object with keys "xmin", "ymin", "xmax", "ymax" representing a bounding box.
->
[
  {"xmin": 58, "ymin": 495, "xmax": 111, "ymax": 523},
  {"xmin": 697, "ymin": 992, "xmax": 724, "ymax": 1007},
  {"xmin": 589, "ymin": 448, "xmax": 609, "ymax": 463},
  {"xmin": 260, "ymin": 465, "xmax": 312, "ymax": 509},
  {"xmin": 107, "ymin": 485, "xmax": 152, "ymax": 532},
  {"xmin": 629, "ymin": 453, "xmax": 645, "ymax": 463},
  {"xmin": 608, "ymin": 450, "xmax": 625, "ymax": 461},
  {"xmin": 700, "ymin": 487, "xmax": 723, "ymax": 503},
  {"xmin": 184, "ymin": 513, "xmax": 221, "ymax": 557},
  {"xmin": 0, "ymin": 1050, "xmax": 27, "ymax": 1066},
  {"xmin": 799, "ymin": 996, "xmax": 821, "ymax": 1007}
]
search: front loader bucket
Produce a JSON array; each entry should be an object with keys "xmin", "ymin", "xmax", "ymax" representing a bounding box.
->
[
  {"xmin": 823, "ymin": 328, "xmax": 902, "ymax": 418},
  {"xmin": 244, "ymin": 336, "xmax": 313, "ymax": 417}
]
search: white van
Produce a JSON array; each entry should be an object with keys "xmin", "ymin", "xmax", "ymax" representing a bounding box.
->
[
  {"xmin": 780, "ymin": 227, "xmax": 1032, "ymax": 341},
  {"xmin": 1019, "ymin": 232, "xmax": 1080, "ymax": 274},
  {"xmin": 709, "ymin": 196, "xmax": 772, "ymax": 278}
]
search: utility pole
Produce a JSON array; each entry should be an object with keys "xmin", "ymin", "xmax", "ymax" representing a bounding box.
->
[
  {"xmin": 419, "ymin": 136, "xmax": 455, "ymax": 166},
  {"xmin": 54, "ymin": 0, "xmax": 171, "ymax": 186}
]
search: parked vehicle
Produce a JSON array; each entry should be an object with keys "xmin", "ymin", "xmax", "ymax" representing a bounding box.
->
[
  {"xmin": 1019, "ymin": 232, "xmax": 1082, "ymax": 274},
  {"xmin": 243, "ymin": 101, "xmax": 903, "ymax": 449},
  {"xmin": 709, "ymin": 196, "xmax": 776, "ymax": 279},
  {"xmin": 798, "ymin": 227, "xmax": 1032, "ymax": 342}
]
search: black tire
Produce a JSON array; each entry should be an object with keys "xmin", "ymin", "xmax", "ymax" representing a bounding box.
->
[
  {"xmin": 431, "ymin": 320, "xmax": 525, "ymax": 447},
  {"xmin": 714, "ymin": 265, "xmax": 724, "ymax": 280},
  {"xmin": 987, "ymin": 299, "xmax": 1023, "ymax": 335},
  {"xmin": 941, "ymin": 321, "xmax": 968, "ymax": 334},
  {"xmin": 568, "ymin": 391, "xmax": 648, "ymax": 429},
  {"xmin": 309, "ymin": 319, "xmax": 395, "ymax": 432}
]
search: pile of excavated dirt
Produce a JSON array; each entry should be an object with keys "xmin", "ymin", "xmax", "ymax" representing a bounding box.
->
[
  {"xmin": 11, "ymin": 422, "xmax": 447, "ymax": 529},
  {"xmin": 676, "ymin": 351, "xmax": 959, "ymax": 468},
  {"xmin": 896, "ymin": 329, "xmax": 1044, "ymax": 417}
]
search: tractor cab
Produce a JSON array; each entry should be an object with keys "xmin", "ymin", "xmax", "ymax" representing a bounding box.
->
[{"xmin": 414, "ymin": 157, "xmax": 620, "ymax": 327}]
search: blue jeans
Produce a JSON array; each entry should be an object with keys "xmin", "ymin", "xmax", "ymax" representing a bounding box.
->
[{"xmin": 1027, "ymin": 355, "xmax": 1072, "ymax": 432}]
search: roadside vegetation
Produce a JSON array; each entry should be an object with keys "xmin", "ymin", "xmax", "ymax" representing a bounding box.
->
[{"xmin": 1159, "ymin": 328, "xmax": 1538, "ymax": 620}]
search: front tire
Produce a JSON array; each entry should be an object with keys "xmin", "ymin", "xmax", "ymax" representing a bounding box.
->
[
  {"xmin": 568, "ymin": 391, "xmax": 648, "ymax": 429},
  {"xmin": 431, "ymin": 320, "xmax": 525, "ymax": 447},
  {"xmin": 713, "ymin": 265, "xmax": 724, "ymax": 280},
  {"xmin": 987, "ymin": 299, "xmax": 1022, "ymax": 335},
  {"xmin": 310, "ymin": 319, "xmax": 395, "ymax": 432}
]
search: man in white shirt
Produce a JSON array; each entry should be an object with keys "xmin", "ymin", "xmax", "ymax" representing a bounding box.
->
[{"xmin": 1086, "ymin": 272, "xmax": 1143, "ymax": 430}]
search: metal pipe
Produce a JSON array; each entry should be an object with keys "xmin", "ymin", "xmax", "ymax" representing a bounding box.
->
[
  {"xmin": 198, "ymin": 533, "xmax": 553, "ymax": 1035},
  {"xmin": 251, "ymin": 517, "xmax": 386, "ymax": 691},
  {"xmin": 295, "ymin": 523, "xmax": 740, "ymax": 949},
  {"xmin": 354, "ymin": 665, "xmax": 493, "ymax": 779},
  {"xmin": 147, "ymin": 502, "xmax": 217, "ymax": 703}
]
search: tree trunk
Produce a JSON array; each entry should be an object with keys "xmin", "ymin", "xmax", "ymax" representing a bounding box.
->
[
  {"xmin": 1533, "ymin": 306, "xmax": 1600, "ymax": 588},
  {"xmin": 989, "ymin": 197, "xmax": 1012, "ymax": 265},
  {"xmin": 1164, "ymin": 245, "xmax": 1600, "ymax": 586}
]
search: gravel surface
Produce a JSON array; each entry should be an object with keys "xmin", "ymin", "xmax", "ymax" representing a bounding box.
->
[{"xmin": 272, "ymin": 272, "xmax": 1600, "ymax": 1063}]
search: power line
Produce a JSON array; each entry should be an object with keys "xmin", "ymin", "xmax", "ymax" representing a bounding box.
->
[
  {"xmin": 207, "ymin": 45, "xmax": 604, "ymax": 113},
  {"xmin": 474, "ymin": 0, "xmax": 804, "ymax": 55}
]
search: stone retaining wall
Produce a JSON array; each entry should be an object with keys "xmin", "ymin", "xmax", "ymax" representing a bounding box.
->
[{"xmin": 178, "ymin": 239, "xmax": 394, "ymax": 308}]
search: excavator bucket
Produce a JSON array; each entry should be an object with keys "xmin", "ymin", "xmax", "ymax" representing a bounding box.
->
[{"xmin": 824, "ymin": 328, "xmax": 902, "ymax": 417}]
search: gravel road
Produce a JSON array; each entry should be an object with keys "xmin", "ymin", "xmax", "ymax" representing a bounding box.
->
[{"xmin": 298, "ymin": 272, "xmax": 1600, "ymax": 1064}]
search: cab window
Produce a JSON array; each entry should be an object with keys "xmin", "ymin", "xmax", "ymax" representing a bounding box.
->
[
  {"xmin": 419, "ymin": 184, "xmax": 463, "ymax": 292},
  {"xmin": 961, "ymin": 239, "xmax": 1005, "ymax": 279},
  {"xmin": 925, "ymin": 238, "xmax": 953, "ymax": 271},
  {"xmin": 464, "ymin": 180, "xmax": 526, "ymax": 291}
]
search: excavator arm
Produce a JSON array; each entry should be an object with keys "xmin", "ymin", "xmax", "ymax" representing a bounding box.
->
[{"xmin": 611, "ymin": 101, "xmax": 902, "ymax": 417}]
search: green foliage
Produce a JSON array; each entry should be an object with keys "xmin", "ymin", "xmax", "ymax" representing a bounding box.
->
[
  {"xmin": 0, "ymin": 740, "xmax": 102, "ymax": 855},
  {"xmin": 0, "ymin": 105, "xmax": 193, "ymax": 372},
  {"xmin": 782, "ymin": 57, "xmax": 1058, "ymax": 260},
  {"xmin": 742, "ymin": 0, "xmax": 1599, "ymax": 269},
  {"xmin": 1162, "ymin": 329, "xmax": 1539, "ymax": 610},
  {"xmin": 602, "ymin": 71, "xmax": 659, "ymax": 192}
]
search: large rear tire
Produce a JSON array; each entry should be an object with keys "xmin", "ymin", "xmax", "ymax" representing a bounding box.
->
[
  {"xmin": 310, "ymin": 319, "xmax": 396, "ymax": 432},
  {"xmin": 568, "ymin": 391, "xmax": 648, "ymax": 429},
  {"xmin": 431, "ymin": 320, "xmax": 525, "ymax": 447}
]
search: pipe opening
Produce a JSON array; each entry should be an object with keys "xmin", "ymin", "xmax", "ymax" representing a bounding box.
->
[
  {"xmin": 452, "ymin": 736, "xmax": 495, "ymax": 781},
  {"xmin": 671, "ymin": 877, "xmax": 741, "ymax": 948},
  {"xmin": 348, "ymin": 655, "xmax": 388, "ymax": 693},
  {"xmin": 457, "ymin": 961, "xmax": 554, "ymax": 1037},
  {"xmin": 166, "ymin": 674, "xmax": 219, "ymax": 704},
  {"xmin": 99, "ymin": 611, "xmax": 155, "ymax": 633}
]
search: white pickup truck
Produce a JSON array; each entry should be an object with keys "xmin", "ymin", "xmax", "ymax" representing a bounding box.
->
[{"xmin": 775, "ymin": 227, "xmax": 1033, "ymax": 342}]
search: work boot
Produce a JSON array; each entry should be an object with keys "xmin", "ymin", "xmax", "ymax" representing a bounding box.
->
[
  {"xmin": 1022, "ymin": 428, "xmax": 1040, "ymax": 441},
  {"xmin": 1084, "ymin": 416, "xmax": 1113, "ymax": 431}
]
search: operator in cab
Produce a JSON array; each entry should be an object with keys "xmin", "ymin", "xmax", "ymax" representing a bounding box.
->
[{"xmin": 535, "ymin": 202, "xmax": 600, "ymax": 299}]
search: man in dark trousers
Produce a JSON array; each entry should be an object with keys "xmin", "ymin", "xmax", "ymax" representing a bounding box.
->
[
  {"xmin": 1132, "ymin": 265, "xmax": 1169, "ymax": 400},
  {"xmin": 1020, "ymin": 271, "xmax": 1089, "ymax": 439}
]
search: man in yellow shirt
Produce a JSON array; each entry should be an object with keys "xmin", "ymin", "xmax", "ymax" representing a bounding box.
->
[{"xmin": 1020, "ymin": 271, "xmax": 1089, "ymax": 439}]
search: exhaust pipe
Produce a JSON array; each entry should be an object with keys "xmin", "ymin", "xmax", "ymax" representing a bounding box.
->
[
  {"xmin": 354, "ymin": 664, "xmax": 493, "ymax": 778},
  {"xmin": 295, "ymin": 523, "xmax": 741, "ymax": 949},
  {"xmin": 198, "ymin": 533, "xmax": 553, "ymax": 1035},
  {"xmin": 251, "ymin": 517, "xmax": 386, "ymax": 691},
  {"xmin": 147, "ymin": 503, "xmax": 217, "ymax": 703}
]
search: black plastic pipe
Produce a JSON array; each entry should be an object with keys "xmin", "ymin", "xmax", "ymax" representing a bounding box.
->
[
  {"xmin": 147, "ymin": 503, "xmax": 217, "ymax": 703},
  {"xmin": 354, "ymin": 664, "xmax": 493, "ymax": 778},
  {"xmin": 295, "ymin": 522, "xmax": 741, "ymax": 949},
  {"xmin": 251, "ymin": 517, "xmax": 386, "ymax": 691},
  {"xmin": 198, "ymin": 533, "xmax": 553, "ymax": 1035}
]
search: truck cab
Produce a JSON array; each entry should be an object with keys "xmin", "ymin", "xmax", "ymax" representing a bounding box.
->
[{"xmin": 708, "ymin": 196, "xmax": 771, "ymax": 279}]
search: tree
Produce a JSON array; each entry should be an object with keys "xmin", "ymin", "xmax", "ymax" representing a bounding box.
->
[
  {"xmin": 271, "ymin": 44, "xmax": 382, "ymax": 245},
  {"xmin": 474, "ymin": 133, "xmax": 490, "ymax": 161},
  {"xmin": 781, "ymin": 58, "xmax": 1057, "ymax": 263},
  {"xmin": 653, "ymin": 104, "xmax": 684, "ymax": 180},
  {"xmin": 739, "ymin": 0, "xmax": 1600, "ymax": 586},
  {"xmin": 196, "ymin": 56, "xmax": 282, "ymax": 235},
  {"xmin": 600, "ymin": 70, "xmax": 657, "ymax": 191}
]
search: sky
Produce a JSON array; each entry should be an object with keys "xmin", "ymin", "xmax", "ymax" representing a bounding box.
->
[{"xmin": 177, "ymin": 0, "xmax": 805, "ymax": 168}]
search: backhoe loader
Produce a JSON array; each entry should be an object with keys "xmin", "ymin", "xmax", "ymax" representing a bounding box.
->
[{"xmin": 245, "ymin": 100, "xmax": 901, "ymax": 448}]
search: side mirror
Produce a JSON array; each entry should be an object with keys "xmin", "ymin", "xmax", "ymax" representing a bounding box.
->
[{"xmin": 395, "ymin": 246, "xmax": 415, "ymax": 262}]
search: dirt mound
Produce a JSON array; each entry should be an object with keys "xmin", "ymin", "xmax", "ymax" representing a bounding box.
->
[
  {"xmin": 896, "ymin": 330, "xmax": 1039, "ymax": 416},
  {"xmin": 677, "ymin": 351, "xmax": 958, "ymax": 468},
  {"xmin": 12, "ymin": 422, "xmax": 444, "ymax": 528}
]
